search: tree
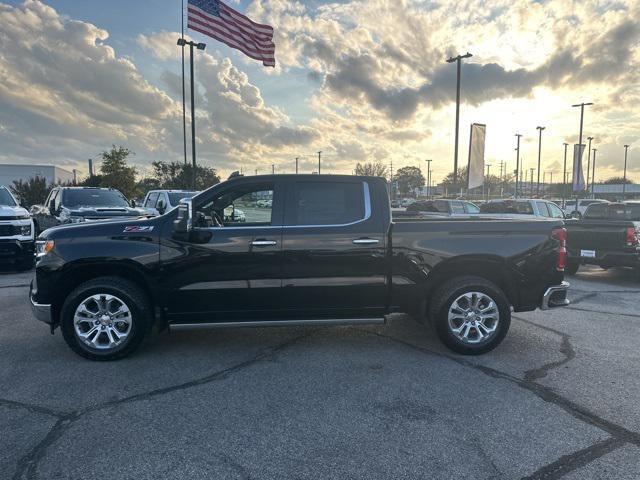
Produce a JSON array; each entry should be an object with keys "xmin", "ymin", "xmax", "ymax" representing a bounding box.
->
[
  {"xmin": 355, "ymin": 162, "xmax": 388, "ymax": 178},
  {"xmin": 441, "ymin": 167, "xmax": 468, "ymax": 188},
  {"xmin": 149, "ymin": 161, "xmax": 220, "ymax": 191},
  {"xmin": 10, "ymin": 176, "xmax": 51, "ymax": 208},
  {"xmin": 603, "ymin": 176, "xmax": 633, "ymax": 184},
  {"xmin": 98, "ymin": 146, "xmax": 138, "ymax": 198},
  {"xmin": 394, "ymin": 166, "xmax": 425, "ymax": 196}
]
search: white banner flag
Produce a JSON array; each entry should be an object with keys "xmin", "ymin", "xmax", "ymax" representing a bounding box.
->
[
  {"xmin": 572, "ymin": 144, "xmax": 585, "ymax": 192},
  {"xmin": 467, "ymin": 123, "xmax": 486, "ymax": 190}
]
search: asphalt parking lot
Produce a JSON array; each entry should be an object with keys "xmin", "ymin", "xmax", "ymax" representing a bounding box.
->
[{"xmin": 1, "ymin": 266, "xmax": 639, "ymax": 480}]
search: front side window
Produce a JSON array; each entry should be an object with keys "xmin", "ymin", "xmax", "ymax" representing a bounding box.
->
[
  {"xmin": 450, "ymin": 201, "xmax": 466, "ymax": 214},
  {"xmin": 196, "ymin": 184, "xmax": 273, "ymax": 227},
  {"xmin": 535, "ymin": 201, "xmax": 550, "ymax": 217},
  {"xmin": 290, "ymin": 182, "xmax": 364, "ymax": 226},
  {"xmin": 168, "ymin": 192, "xmax": 197, "ymax": 206},
  {"xmin": 145, "ymin": 192, "xmax": 159, "ymax": 207},
  {"xmin": 464, "ymin": 202, "xmax": 480, "ymax": 214},
  {"xmin": 547, "ymin": 203, "xmax": 564, "ymax": 219}
]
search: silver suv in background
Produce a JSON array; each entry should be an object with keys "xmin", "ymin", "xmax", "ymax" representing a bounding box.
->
[
  {"xmin": 0, "ymin": 186, "xmax": 34, "ymax": 270},
  {"xmin": 562, "ymin": 199, "xmax": 609, "ymax": 219},
  {"xmin": 141, "ymin": 190, "xmax": 198, "ymax": 216},
  {"xmin": 480, "ymin": 199, "xmax": 565, "ymax": 219}
]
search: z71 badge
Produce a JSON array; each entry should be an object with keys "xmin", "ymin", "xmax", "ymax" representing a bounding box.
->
[{"xmin": 123, "ymin": 226, "xmax": 154, "ymax": 233}]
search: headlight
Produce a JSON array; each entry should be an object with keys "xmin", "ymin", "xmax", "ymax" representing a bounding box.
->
[
  {"xmin": 69, "ymin": 216, "xmax": 85, "ymax": 223},
  {"xmin": 20, "ymin": 224, "xmax": 32, "ymax": 236},
  {"xmin": 35, "ymin": 240, "xmax": 54, "ymax": 257}
]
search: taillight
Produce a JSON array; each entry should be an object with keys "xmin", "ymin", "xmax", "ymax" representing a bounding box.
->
[
  {"xmin": 626, "ymin": 227, "xmax": 639, "ymax": 247},
  {"xmin": 552, "ymin": 227, "xmax": 567, "ymax": 271}
]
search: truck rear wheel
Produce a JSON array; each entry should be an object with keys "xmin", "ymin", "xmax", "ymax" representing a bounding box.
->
[
  {"xmin": 60, "ymin": 277, "xmax": 151, "ymax": 361},
  {"xmin": 429, "ymin": 276, "xmax": 511, "ymax": 355},
  {"xmin": 565, "ymin": 260, "xmax": 580, "ymax": 275}
]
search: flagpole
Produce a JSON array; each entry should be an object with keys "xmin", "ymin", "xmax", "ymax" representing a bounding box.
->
[{"xmin": 181, "ymin": 0, "xmax": 187, "ymax": 170}]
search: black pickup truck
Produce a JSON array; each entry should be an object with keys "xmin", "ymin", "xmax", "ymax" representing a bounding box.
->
[
  {"xmin": 30, "ymin": 175, "xmax": 569, "ymax": 360},
  {"xmin": 565, "ymin": 201, "xmax": 640, "ymax": 275},
  {"xmin": 31, "ymin": 186, "xmax": 148, "ymax": 234}
]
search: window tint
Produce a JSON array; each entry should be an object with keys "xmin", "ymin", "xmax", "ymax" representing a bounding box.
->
[
  {"xmin": 584, "ymin": 203, "xmax": 607, "ymax": 219},
  {"xmin": 607, "ymin": 204, "xmax": 640, "ymax": 221},
  {"xmin": 450, "ymin": 201, "xmax": 465, "ymax": 213},
  {"xmin": 433, "ymin": 200, "xmax": 450, "ymax": 213},
  {"xmin": 464, "ymin": 202, "xmax": 480, "ymax": 214},
  {"xmin": 168, "ymin": 192, "xmax": 197, "ymax": 206},
  {"xmin": 0, "ymin": 188, "xmax": 17, "ymax": 206},
  {"xmin": 535, "ymin": 201, "xmax": 550, "ymax": 217},
  {"xmin": 292, "ymin": 182, "xmax": 364, "ymax": 226},
  {"xmin": 63, "ymin": 189, "xmax": 129, "ymax": 208},
  {"xmin": 480, "ymin": 201, "xmax": 533, "ymax": 214},
  {"xmin": 547, "ymin": 203, "xmax": 564, "ymax": 219},
  {"xmin": 197, "ymin": 184, "xmax": 273, "ymax": 227},
  {"xmin": 145, "ymin": 192, "xmax": 159, "ymax": 207}
]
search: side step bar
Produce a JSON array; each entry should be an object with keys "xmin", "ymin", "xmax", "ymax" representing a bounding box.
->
[{"xmin": 170, "ymin": 317, "xmax": 386, "ymax": 330}]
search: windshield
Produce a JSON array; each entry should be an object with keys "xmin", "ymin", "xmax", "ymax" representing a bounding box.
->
[
  {"xmin": 0, "ymin": 188, "xmax": 17, "ymax": 206},
  {"xmin": 168, "ymin": 192, "xmax": 197, "ymax": 206},
  {"xmin": 62, "ymin": 189, "xmax": 129, "ymax": 208}
]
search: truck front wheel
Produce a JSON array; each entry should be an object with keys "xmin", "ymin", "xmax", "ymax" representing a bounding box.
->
[
  {"xmin": 429, "ymin": 276, "xmax": 511, "ymax": 355},
  {"xmin": 60, "ymin": 277, "xmax": 151, "ymax": 361}
]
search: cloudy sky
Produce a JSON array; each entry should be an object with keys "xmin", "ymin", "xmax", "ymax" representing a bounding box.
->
[{"xmin": 0, "ymin": 0, "xmax": 638, "ymax": 183}]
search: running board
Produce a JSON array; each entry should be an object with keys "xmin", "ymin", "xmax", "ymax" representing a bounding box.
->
[{"xmin": 170, "ymin": 317, "xmax": 386, "ymax": 330}]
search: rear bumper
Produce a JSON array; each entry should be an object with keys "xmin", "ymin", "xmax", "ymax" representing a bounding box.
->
[
  {"xmin": 30, "ymin": 281, "xmax": 53, "ymax": 324},
  {"xmin": 541, "ymin": 281, "xmax": 570, "ymax": 310},
  {"xmin": 568, "ymin": 250, "xmax": 640, "ymax": 268}
]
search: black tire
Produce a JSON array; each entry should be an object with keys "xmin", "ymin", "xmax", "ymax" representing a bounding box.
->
[
  {"xmin": 429, "ymin": 276, "xmax": 511, "ymax": 355},
  {"xmin": 60, "ymin": 277, "xmax": 152, "ymax": 361},
  {"xmin": 565, "ymin": 260, "xmax": 580, "ymax": 275}
]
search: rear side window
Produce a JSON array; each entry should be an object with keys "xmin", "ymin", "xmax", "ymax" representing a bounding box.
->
[
  {"xmin": 451, "ymin": 201, "xmax": 465, "ymax": 214},
  {"xmin": 584, "ymin": 203, "xmax": 607, "ymax": 219},
  {"xmin": 547, "ymin": 203, "xmax": 564, "ymax": 219},
  {"xmin": 291, "ymin": 182, "xmax": 364, "ymax": 226}
]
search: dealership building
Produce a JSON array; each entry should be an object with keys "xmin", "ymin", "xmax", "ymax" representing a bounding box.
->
[{"xmin": 0, "ymin": 164, "xmax": 75, "ymax": 188}]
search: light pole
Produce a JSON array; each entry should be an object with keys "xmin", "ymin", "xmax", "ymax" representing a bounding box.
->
[
  {"xmin": 446, "ymin": 52, "xmax": 473, "ymax": 191},
  {"xmin": 623, "ymin": 145, "xmax": 629, "ymax": 197},
  {"xmin": 177, "ymin": 38, "xmax": 206, "ymax": 190},
  {"xmin": 318, "ymin": 151, "xmax": 322, "ymax": 174},
  {"xmin": 529, "ymin": 168, "xmax": 535, "ymax": 196},
  {"xmin": 425, "ymin": 159, "xmax": 432, "ymax": 199},
  {"xmin": 585, "ymin": 136, "xmax": 593, "ymax": 192},
  {"xmin": 536, "ymin": 126, "xmax": 545, "ymax": 196},
  {"xmin": 562, "ymin": 143, "xmax": 568, "ymax": 207},
  {"xmin": 591, "ymin": 148, "xmax": 597, "ymax": 197},
  {"xmin": 485, "ymin": 163, "xmax": 492, "ymax": 200},
  {"xmin": 429, "ymin": 170, "xmax": 433, "ymax": 198},
  {"xmin": 572, "ymin": 102, "xmax": 593, "ymax": 197},
  {"xmin": 295, "ymin": 157, "xmax": 299, "ymax": 174},
  {"xmin": 515, "ymin": 134, "xmax": 522, "ymax": 198},
  {"xmin": 272, "ymin": 164, "xmax": 275, "ymax": 174}
]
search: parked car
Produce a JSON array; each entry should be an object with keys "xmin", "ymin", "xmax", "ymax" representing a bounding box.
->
[
  {"xmin": 0, "ymin": 186, "xmax": 34, "ymax": 270},
  {"xmin": 141, "ymin": 190, "xmax": 198, "ymax": 216},
  {"xmin": 403, "ymin": 199, "xmax": 480, "ymax": 216},
  {"xmin": 30, "ymin": 174, "xmax": 569, "ymax": 360},
  {"xmin": 31, "ymin": 187, "xmax": 149, "ymax": 234},
  {"xmin": 480, "ymin": 199, "xmax": 565, "ymax": 219},
  {"xmin": 565, "ymin": 201, "xmax": 640, "ymax": 275},
  {"xmin": 562, "ymin": 199, "xmax": 609, "ymax": 219}
]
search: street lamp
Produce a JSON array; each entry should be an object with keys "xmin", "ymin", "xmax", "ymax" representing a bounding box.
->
[
  {"xmin": 177, "ymin": 38, "xmax": 206, "ymax": 190},
  {"xmin": 585, "ymin": 136, "xmax": 594, "ymax": 192},
  {"xmin": 536, "ymin": 126, "xmax": 545, "ymax": 196},
  {"xmin": 515, "ymin": 134, "xmax": 522, "ymax": 198},
  {"xmin": 623, "ymin": 145, "xmax": 630, "ymax": 197},
  {"xmin": 591, "ymin": 148, "xmax": 597, "ymax": 198},
  {"xmin": 425, "ymin": 159, "xmax": 432, "ymax": 199},
  {"xmin": 446, "ymin": 52, "xmax": 473, "ymax": 190}
]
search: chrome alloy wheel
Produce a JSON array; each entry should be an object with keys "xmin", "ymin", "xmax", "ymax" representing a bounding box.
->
[
  {"xmin": 447, "ymin": 291, "xmax": 499, "ymax": 344},
  {"xmin": 73, "ymin": 294, "xmax": 133, "ymax": 350}
]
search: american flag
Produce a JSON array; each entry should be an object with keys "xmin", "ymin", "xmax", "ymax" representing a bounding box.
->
[{"xmin": 187, "ymin": 0, "xmax": 275, "ymax": 67}]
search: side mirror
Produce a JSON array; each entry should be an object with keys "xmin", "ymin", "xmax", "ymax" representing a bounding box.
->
[
  {"xmin": 157, "ymin": 200, "xmax": 166, "ymax": 215},
  {"xmin": 173, "ymin": 199, "xmax": 193, "ymax": 237},
  {"xmin": 130, "ymin": 199, "xmax": 137, "ymax": 208},
  {"xmin": 48, "ymin": 199, "xmax": 56, "ymax": 213}
]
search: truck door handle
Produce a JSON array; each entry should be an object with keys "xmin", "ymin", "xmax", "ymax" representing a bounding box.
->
[
  {"xmin": 251, "ymin": 239, "xmax": 277, "ymax": 246},
  {"xmin": 352, "ymin": 238, "xmax": 379, "ymax": 245}
]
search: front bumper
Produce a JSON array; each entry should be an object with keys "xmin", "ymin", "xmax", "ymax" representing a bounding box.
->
[
  {"xmin": 0, "ymin": 239, "xmax": 34, "ymax": 262},
  {"xmin": 30, "ymin": 281, "xmax": 53, "ymax": 324},
  {"xmin": 541, "ymin": 281, "xmax": 570, "ymax": 310}
]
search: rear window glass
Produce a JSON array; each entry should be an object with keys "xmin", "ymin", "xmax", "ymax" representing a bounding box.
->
[
  {"xmin": 292, "ymin": 182, "xmax": 364, "ymax": 226},
  {"xmin": 584, "ymin": 203, "xmax": 608, "ymax": 219},
  {"xmin": 535, "ymin": 201, "xmax": 550, "ymax": 217},
  {"xmin": 480, "ymin": 201, "xmax": 533, "ymax": 214},
  {"xmin": 608, "ymin": 204, "xmax": 640, "ymax": 221}
]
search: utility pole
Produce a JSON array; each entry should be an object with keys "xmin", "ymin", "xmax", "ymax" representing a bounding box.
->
[
  {"xmin": 623, "ymin": 145, "xmax": 629, "ymax": 197},
  {"xmin": 485, "ymin": 163, "xmax": 492, "ymax": 200},
  {"xmin": 272, "ymin": 164, "xmax": 275, "ymax": 174},
  {"xmin": 446, "ymin": 52, "xmax": 473, "ymax": 190},
  {"xmin": 562, "ymin": 143, "xmax": 568, "ymax": 208},
  {"xmin": 177, "ymin": 38, "xmax": 206, "ymax": 190},
  {"xmin": 572, "ymin": 102, "xmax": 593, "ymax": 197},
  {"xmin": 585, "ymin": 136, "xmax": 594, "ymax": 192},
  {"xmin": 317, "ymin": 151, "xmax": 322, "ymax": 174},
  {"xmin": 425, "ymin": 159, "xmax": 432, "ymax": 199},
  {"xmin": 429, "ymin": 170, "xmax": 433, "ymax": 199},
  {"xmin": 591, "ymin": 148, "xmax": 597, "ymax": 198},
  {"xmin": 515, "ymin": 134, "xmax": 522, "ymax": 198},
  {"xmin": 295, "ymin": 157, "xmax": 299, "ymax": 174},
  {"xmin": 88, "ymin": 158, "xmax": 93, "ymax": 177},
  {"xmin": 180, "ymin": 0, "xmax": 187, "ymax": 166},
  {"xmin": 255, "ymin": 168, "xmax": 258, "ymax": 175},
  {"xmin": 536, "ymin": 126, "xmax": 545, "ymax": 196}
]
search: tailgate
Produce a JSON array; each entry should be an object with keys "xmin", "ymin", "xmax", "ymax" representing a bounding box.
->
[{"xmin": 566, "ymin": 221, "xmax": 628, "ymax": 250}]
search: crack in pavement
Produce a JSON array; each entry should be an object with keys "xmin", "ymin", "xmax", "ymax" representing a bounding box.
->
[
  {"xmin": 367, "ymin": 330, "xmax": 640, "ymax": 478},
  {"xmin": 0, "ymin": 398, "xmax": 68, "ymax": 418},
  {"xmin": 513, "ymin": 317, "xmax": 576, "ymax": 383},
  {"xmin": 521, "ymin": 436, "xmax": 627, "ymax": 480},
  {"xmin": 10, "ymin": 332, "xmax": 310, "ymax": 480},
  {"xmin": 0, "ymin": 283, "xmax": 30, "ymax": 289}
]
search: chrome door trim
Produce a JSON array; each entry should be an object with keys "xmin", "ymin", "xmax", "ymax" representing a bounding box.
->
[{"xmin": 170, "ymin": 317, "xmax": 386, "ymax": 330}]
